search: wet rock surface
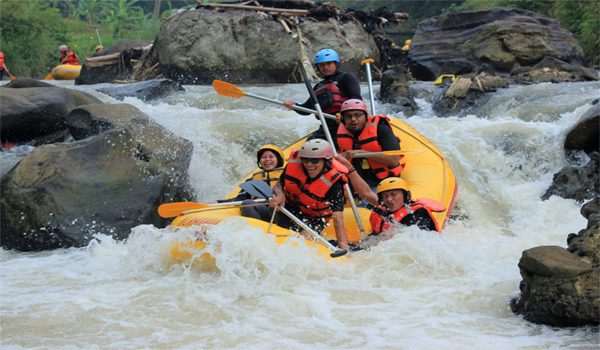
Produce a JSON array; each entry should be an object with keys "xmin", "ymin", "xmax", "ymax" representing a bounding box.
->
[
  {"xmin": 541, "ymin": 152, "xmax": 600, "ymax": 202},
  {"xmin": 0, "ymin": 93, "xmax": 193, "ymax": 251},
  {"xmin": 511, "ymin": 198, "xmax": 600, "ymax": 326},
  {"xmin": 137, "ymin": 7, "xmax": 379, "ymax": 84},
  {"xmin": 408, "ymin": 8, "xmax": 597, "ymax": 84},
  {"xmin": 96, "ymin": 79, "xmax": 184, "ymax": 101},
  {"xmin": 0, "ymin": 86, "xmax": 101, "ymax": 145},
  {"xmin": 564, "ymin": 102, "xmax": 600, "ymax": 155}
]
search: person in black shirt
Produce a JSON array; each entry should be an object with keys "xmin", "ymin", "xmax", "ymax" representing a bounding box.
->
[
  {"xmin": 336, "ymin": 99, "xmax": 403, "ymax": 189},
  {"xmin": 283, "ymin": 48, "xmax": 362, "ymax": 143}
]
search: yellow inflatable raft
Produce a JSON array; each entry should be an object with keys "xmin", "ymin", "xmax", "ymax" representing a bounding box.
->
[
  {"xmin": 44, "ymin": 64, "xmax": 81, "ymax": 80},
  {"xmin": 167, "ymin": 117, "xmax": 457, "ymax": 265}
]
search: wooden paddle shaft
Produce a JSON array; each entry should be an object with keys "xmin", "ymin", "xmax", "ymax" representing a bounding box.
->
[{"xmin": 244, "ymin": 92, "xmax": 337, "ymax": 121}]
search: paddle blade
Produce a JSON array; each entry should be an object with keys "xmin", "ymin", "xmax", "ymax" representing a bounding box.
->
[
  {"xmin": 239, "ymin": 180, "xmax": 273, "ymax": 199},
  {"xmin": 212, "ymin": 80, "xmax": 245, "ymax": 99},
  {"xmin": 158, "ymin": 202, "xmax": 208, "ymax": 218}
]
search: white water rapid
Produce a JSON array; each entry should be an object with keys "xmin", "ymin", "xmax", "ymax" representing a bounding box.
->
[{"xmin": 1, "ymin": 80, "xmax": 599, "ymax": 349}]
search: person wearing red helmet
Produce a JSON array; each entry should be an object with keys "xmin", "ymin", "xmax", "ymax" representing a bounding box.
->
[
  {"xmin": 59, "ymin": 45, "xmax": 80, "ymax": 65},
  {"xmin": 270, "ymin": 139, "xmax": 350, "ymax": 250},
  {"xmin": 336, "ymin": 99, "xmax": 403, "ymax": 189},
  {"xmin": 0, "ymin": 51, "xmax": 15, "ymax": 80},
  {"xmin": 283, "ymin": 48, "xmax": 361, "ymax": 143}
]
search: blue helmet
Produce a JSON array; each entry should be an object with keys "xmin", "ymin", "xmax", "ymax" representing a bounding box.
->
[{"xmin": 314, "ymin": 49, "xmax": 340, "ymax": 64}]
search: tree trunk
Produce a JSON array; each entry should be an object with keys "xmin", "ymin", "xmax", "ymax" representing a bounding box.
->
[{"xmin": 153, "ymin": 0, "xmax": 161, "ymax": 19}]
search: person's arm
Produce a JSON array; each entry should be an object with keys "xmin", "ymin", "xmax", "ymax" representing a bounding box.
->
[
  {"xmin": 334, "ymin": 155, "xmax": 378, "ymax": 205},
  {"xmin": 269, "ymin": 180, "xmax": 286, "ymax": 208},
  {"xmin": 365, "ymin": 121, "xmax": 401, "ymax": 167},
  {"xmin": 332, "ymin": 211, "xmax": 349, "ymax": 250}
]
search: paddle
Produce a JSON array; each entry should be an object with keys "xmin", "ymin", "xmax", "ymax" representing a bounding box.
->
[
  {"xmin": 350, "ymin": 150, "xmax": 423, "ymax": 158},
  {"xmin": 240, "ymin": 180, "xmax": 347, "ymax": 258},
  {"xmin": 158, "ymin": 198, "xmax": 267, "ymax": 218},
  {"xmin": 298, "ymin": 63, "xmax": 367, "ymax": 238},
  {"xmin": 360, "ymin": 58, "xmax": 377, "ymax": 114},
  {"xmin": 212, "ymin": 80, "xmax": 337, "ymax": 121}
]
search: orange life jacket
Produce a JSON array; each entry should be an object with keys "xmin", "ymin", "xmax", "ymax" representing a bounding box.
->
[
  {"xmin": 337, "ymin": 115, "xmax": 403, "ymax": 180},
  {"xmin": 0, "ymin": 52, "xmax": 5, "ymax": 66},
  {"xmin": 314, "ymin": 80, "xmax": 348, "ymax": 114},
  {"xmin": 282, "ymin": 151, "xmax": 346, "ymax": 218},
  {"xmin": 61, "ymin": 51, "xmax": 80, "ymax": 65},
  {"xmin": 370, "ymin": 200, "xmax": 437, "ymax": 233}
]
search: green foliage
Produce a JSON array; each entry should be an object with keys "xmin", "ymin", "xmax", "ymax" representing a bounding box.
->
[
  {"xmin": 0, "ymin": 0, "xmax": 169, "ymax": 77},
  {"xmin": 0, "ymin": 0, "xmax": 67, "ymax": 77}
]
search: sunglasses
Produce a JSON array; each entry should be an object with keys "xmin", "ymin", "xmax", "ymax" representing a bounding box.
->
[{"xmin": 301, "ymin": 158, "xmax": 323, "ymax": 164}]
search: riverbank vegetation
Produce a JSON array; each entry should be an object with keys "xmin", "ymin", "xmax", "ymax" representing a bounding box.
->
[
  {"xmin": 0, "ymin": 0, "xmax": 196, "ymax": 78},
  {"xmin": 1, "ymin": 0, "xmax": 597, "ymax": 78}
]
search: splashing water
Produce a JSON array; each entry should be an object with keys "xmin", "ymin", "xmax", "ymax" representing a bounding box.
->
[{"xmin": 1, "ymin": 80, "xmax": 599, "ymax": 349}]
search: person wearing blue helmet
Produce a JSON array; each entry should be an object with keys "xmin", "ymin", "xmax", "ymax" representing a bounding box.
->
[{"xmin": 284, "ymin": 48, "xmax": 362, "ymax": 143}]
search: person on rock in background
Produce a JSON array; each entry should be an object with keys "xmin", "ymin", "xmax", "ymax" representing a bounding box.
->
[
  {"xmin": 283, "ymin": 48, "xmax": 362, "ymax": 144},
  {"xmin": 0, "ymin": 51, "xmax": 15, "ymax": 80},
  {"xmin": 59, "ymin": 45, "xmax": 80, "ymax": 65}
]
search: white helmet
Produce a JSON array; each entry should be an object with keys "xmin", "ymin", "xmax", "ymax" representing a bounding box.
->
[
  {"xmin": 59, "ymin": 44, "xmax": 68, "ymax": 51},
  {"xmin": 298, "ymin": 139, "xmax": 334, "ymax": 159}
]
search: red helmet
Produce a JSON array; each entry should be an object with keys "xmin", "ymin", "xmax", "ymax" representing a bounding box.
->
[{"xmin": 340, "ymin": 99, "xmax": 368, "ymax": 114}]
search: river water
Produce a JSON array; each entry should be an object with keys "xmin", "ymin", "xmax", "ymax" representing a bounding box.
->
[{"xmin": 1, "ymin": 80, "xmax": 599, "ymax": 349}]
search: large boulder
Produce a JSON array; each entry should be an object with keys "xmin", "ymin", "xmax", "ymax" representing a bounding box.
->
[
  {"xmin": 1, "ymin": 78, "xmax": 54, "ymax": 88},
  {"xmin": 542, "ymin": 152, "xmax": 600, "ymax": 201},
  {"xmin": 379, "ymin": 64, "xmax": 417, "ymax": 115},
  {"xmin": 139, "ymin": 7, "xmax": 379, "ymax": 84},
  {"xmin": 0, "ymin": 86, "xmax": 101, "ymax": 145},
  {"xmin": 408, "ymin": 8, "xmax": 597, "ymax": 83},
  {"xmin": 432, "ymin": 72, "xmax": 509, "ymax": 116},
  {"xmin": 96, "ymin": 79, "xmax": 184, "ymax": 101},
  {"xmin": 0, "ymin": 103, "xmax": 193, "ymax": 251},
  {"xmin": 76, "ymin": 41, "xmax": 152, "ymax": 85},
  {"xmin": 564, "ymin": 102, "xmax": 600, "ymax": 155},
  {"xmin": 511, "ymin": 199, "xmax": 600, "ymax": 326}
]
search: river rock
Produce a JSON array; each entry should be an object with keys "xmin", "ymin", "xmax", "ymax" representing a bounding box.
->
[
  {"xmin": 0, "ymin": 103, "xmax": 193, "ymax": 251},
  {"xmin": 137, "ymin": 7, "xmax": 378, "ymax": 84},
  {"xmin": 408, "ymin": 8, "xmax": 596, "ymax": 83},
  {"xmin": 564, "ymin": 102, "xmax": 600, "ymax": 155},
  {"xmin": 0, "ymin": 87, "xmax": 101, "ymax": 145},
  {"xmin": 96, "ymin": 79, "xmax": 184, "ymax": 101},
  {"xmin": 1, "ymin": 78, "xmax": 54, "ymax": 88},
  {"xmin": 432, "ymin": 72, "xmax": 509, "ymax": 116},
  {"xmin": 76, "ymin": 41, "xmax": 152, "ymax": 85},
  {"xmin": 541, "ymin": 152, "xmax": 600, "ymax": 201},
  {"xmin": 511, "ymin": 198, "xmax": 600, "ymax": 327},
  {"xmin": 379, "ymin": 65, "xmax": 417, "ymax": 115}
]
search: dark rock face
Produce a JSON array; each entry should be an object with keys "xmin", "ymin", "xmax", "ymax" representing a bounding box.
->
[
  {"xmin": 76, "ymin": 41, "xmax": 151, "ymax": 85},
  {"xmin": 564, "ymin": 103, "xmax": 600, "ymax": 155},
  {"xmin": 511, "ymin": 199, "xmax": 600, "ymax": 326},
  {"xmin": 432, "ymin": 73, "xmax": 509, "ymax": 116},
  {"xmin": 542, "ymin": 152, "xmax": 600, "ymax": 202},
  {"xmin": 1, "ymin": 78, "xmax": 54, "ymax": 88},
  {"xmin": 0, "ymin": 87, "xmax": 101, "ymax": 145},
  {"xmin": 409, "ymin": 8, "xmax": 597, "ymax": 83},
  {"xmin": 141, "ymin": 8, "xmax": 378, "ymax": 84},
  {"xmin": 0, "ymin": 103, "xmax": 193, "ymax": 251},
  {"xmin": 96, "ymin": 79, "xmax": 184, "ymax": 101},
  {"xmin": 379, "ymin": 65, "xmax": 417, "ymax": 116}
]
